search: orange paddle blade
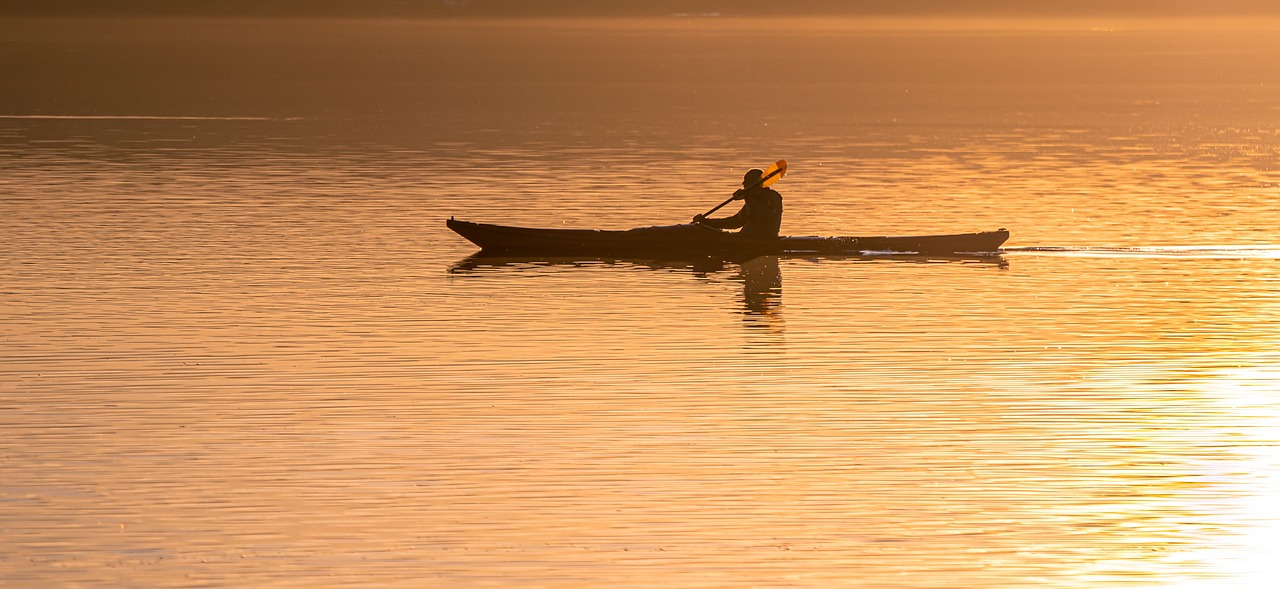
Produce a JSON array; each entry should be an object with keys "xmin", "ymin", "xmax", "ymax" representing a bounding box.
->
[{"xmin": 760, "ymin": 159, "xmax": 787, "ymax": 188}]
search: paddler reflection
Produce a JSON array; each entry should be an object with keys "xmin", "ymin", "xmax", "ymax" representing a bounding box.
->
[
  {"xmin": 738, "ymin": 256, "xmax": 783, "ymax": 320},
  {"xmin": 671, "ymin": 255, "xmax": 784, "ymax": 330}
]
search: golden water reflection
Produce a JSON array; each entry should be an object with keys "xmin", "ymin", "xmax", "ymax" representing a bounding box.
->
[
  {"xmin": 6, "ymin": 15, "xmax": 1280, "ymax": 588},
  {"xmin": 436, "ymin": 252, "xmax": 1280, "ymax": 587}
]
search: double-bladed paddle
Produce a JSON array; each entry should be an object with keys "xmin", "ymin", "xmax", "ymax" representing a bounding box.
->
[{"xmin": 699, "ymin": 159, "xmax": 787, "ymax": 218}]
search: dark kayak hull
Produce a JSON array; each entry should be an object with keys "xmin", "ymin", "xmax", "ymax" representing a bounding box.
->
[{"xmin": 447, "ymin": 218, "xmax": 1009, "ymax": 256}]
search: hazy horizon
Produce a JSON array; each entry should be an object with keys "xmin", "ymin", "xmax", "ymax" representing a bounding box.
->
[{"xmin": 5, "ymin": 0, "xmax": 1280, "ymax": 18}]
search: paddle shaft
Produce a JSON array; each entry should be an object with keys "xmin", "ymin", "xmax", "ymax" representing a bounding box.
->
[{"xmin": 701, "ymin": 165, "xmax": 785, "ymax": 218}]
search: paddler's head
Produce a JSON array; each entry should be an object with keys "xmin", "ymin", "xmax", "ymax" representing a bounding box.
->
[{"xmin": 742, "ymin": 168, "xmax": 764, "ymax": 188}]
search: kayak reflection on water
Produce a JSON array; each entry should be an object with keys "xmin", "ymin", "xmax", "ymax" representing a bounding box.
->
[
  {"xmin": 448, "ymin": 254, "xmax": 783, "ymax": 320},
  {"xmin": 449, "ymin": 253, "xmax": 1005, "ymax": 330}
]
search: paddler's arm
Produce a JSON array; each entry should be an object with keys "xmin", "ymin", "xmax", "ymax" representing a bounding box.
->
[
  {"xmin": 693, "ymin": 190, "xmax": 748, "ymax": 228},
  {"xmin": 696, "ymin": 210, "xmax": 746, "ymax": 229}
]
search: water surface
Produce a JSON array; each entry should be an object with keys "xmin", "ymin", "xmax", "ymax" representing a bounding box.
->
[{"xmin": 3, "ymin": 16, "xmax": 1280, "ymax": 588}]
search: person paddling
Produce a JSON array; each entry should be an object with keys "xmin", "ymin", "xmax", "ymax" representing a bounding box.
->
[{"xmin": 693, "ymin": 168, "xmax": 784, "ymax": 238}]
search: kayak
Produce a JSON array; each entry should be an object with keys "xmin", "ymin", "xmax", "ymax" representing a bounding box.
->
[
  {"xmin": 448, "ymin": 218, "xmax": 1009, "ymax": 256},
  {"xmin": 450, "ymin": 252, "xmax": 1009, "ymax": 274}
]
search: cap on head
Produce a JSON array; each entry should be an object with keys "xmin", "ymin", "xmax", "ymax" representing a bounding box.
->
[{"xmin": 743, "ymin": 168, "xmax": 765, "ymax": 186}]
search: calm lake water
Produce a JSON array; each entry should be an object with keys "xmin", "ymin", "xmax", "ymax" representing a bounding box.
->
[{"xmin": 3, "ymin": 16, "xmax": 1280, "ymax": 588}]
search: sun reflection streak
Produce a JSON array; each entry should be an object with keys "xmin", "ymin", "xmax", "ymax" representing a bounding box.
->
[{"xmin": 1161, "ymin": 362, "xmax": 1280, "ymax": 588}]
